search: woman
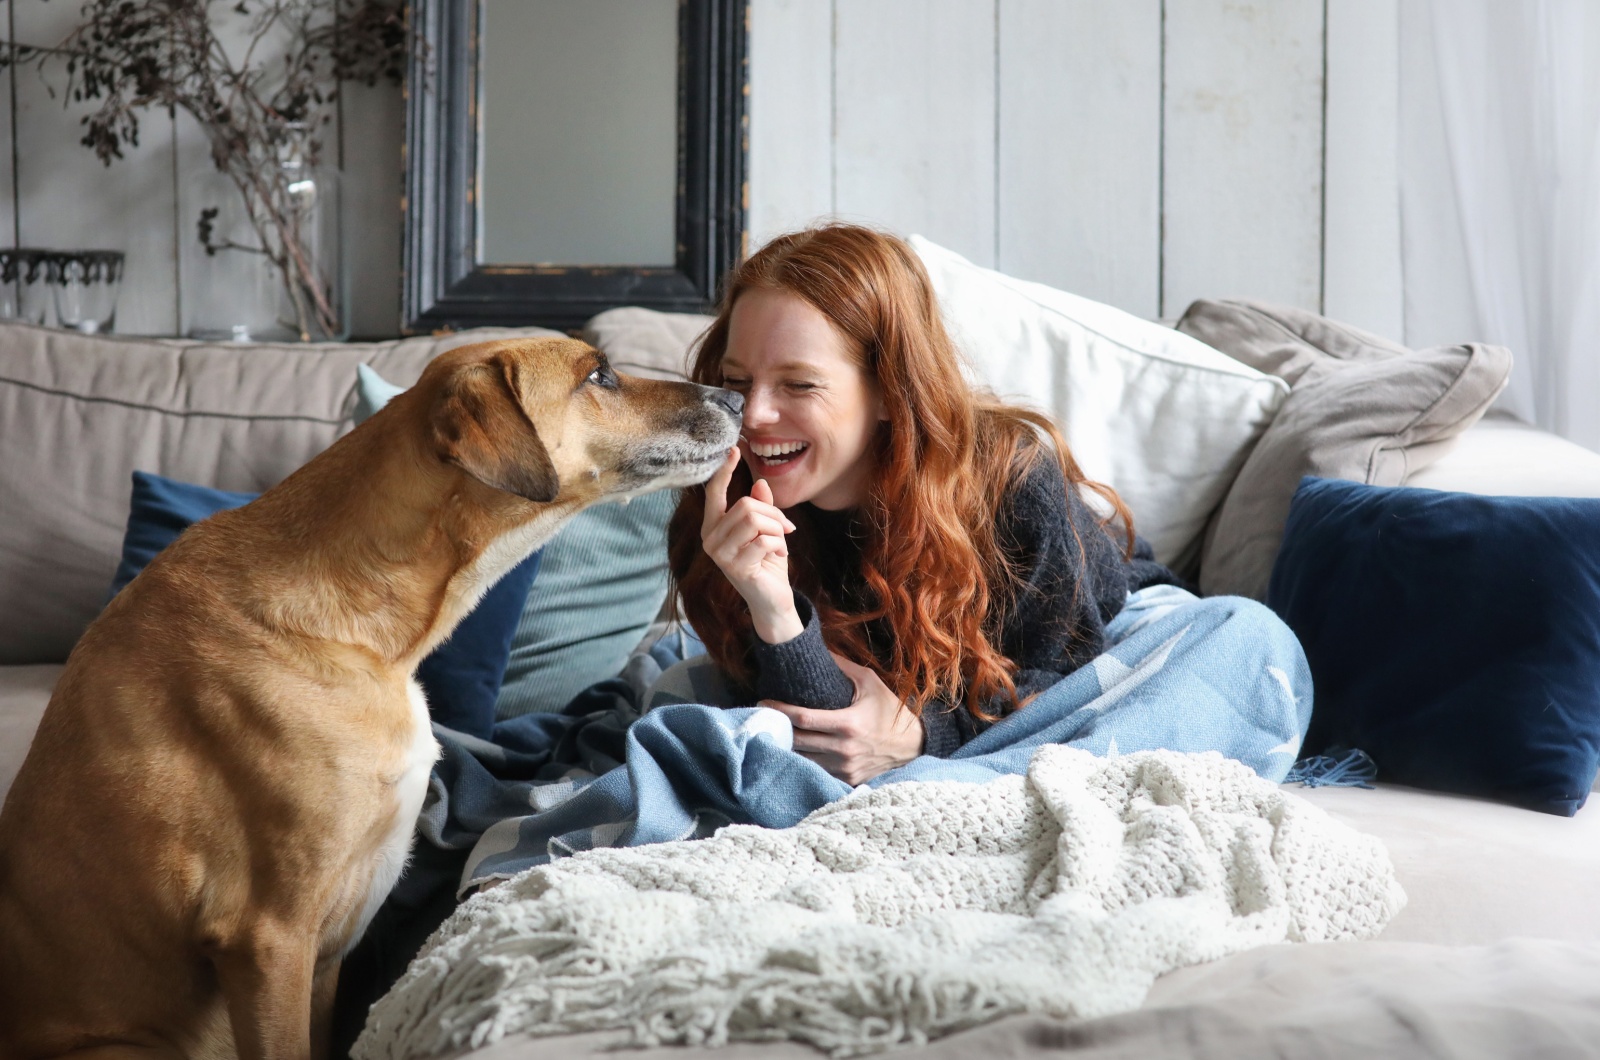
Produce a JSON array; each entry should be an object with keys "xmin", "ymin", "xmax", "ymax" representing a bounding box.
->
[{"xmin": 665, "ymin": 224, "xmax": 1243, "ymax": 785}]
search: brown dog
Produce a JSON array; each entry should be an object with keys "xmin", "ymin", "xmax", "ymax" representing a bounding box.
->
[{"xmin": 0, "ymin": 338, "xmax": 742, "ymax": 1060}]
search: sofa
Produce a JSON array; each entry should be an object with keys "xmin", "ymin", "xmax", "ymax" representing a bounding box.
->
[{"xmin": 4, "ymin": 271, "xmax": 1600, "ymax": 1057}]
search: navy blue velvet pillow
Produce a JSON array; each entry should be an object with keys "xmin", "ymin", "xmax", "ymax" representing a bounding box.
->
[
  {"xmin": 109, "ymin": 470, "xmax": 542, "ymax": 741},
  {"xmin": 1268, "ymin": 476, "xmax": 1600, "ymax": 816},
  {"xmin": 109, "ymin": 474, "xmax": 258, "ymax": 597}
]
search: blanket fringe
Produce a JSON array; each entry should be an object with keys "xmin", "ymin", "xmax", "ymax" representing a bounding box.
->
[
  {"xmin": 1285, "ymin": 747, "xmax": 1377, "ymax": 789},
  {"xmin": 621, "ymin": 966, "xmax": 1038, "ymax": 1057}
]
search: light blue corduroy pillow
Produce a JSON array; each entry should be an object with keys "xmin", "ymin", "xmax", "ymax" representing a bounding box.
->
[
  {"xmin": 355, "ymin": 362, "xmax": 406, "ymax": 419},
  {"xmin": 355, "ymin": 365, "xmax": 675, "ymax": 717}
]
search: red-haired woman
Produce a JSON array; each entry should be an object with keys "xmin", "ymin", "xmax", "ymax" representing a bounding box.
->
[{"xmin": 659, "ymin": 224, "xmax": 1302, "ymax": 786}]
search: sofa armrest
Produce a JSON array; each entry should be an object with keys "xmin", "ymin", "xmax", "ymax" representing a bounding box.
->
[{"xmin": 1404, "ymin": 411, "xmax": 1600, "ymax": 497}]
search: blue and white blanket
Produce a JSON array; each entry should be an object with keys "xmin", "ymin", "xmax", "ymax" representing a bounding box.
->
[{"xmin": 412, "ymin": 586, "xmax": 1312, "ymax": 897}]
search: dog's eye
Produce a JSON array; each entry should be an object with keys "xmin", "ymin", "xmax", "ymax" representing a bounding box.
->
[{"xmin": 587, "ymin": 366, "xmax": 617, "ymax": 389}]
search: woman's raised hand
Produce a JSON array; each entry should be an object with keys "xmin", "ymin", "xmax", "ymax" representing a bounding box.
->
[{"xmin": 702, "ymin": 446, "xmax": 804, "ymax": 644}]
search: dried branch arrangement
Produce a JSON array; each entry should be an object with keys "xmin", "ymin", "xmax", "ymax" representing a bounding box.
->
[{"xmin": 9, "ymin": 0, "xmax": 409, "ymax": 339}]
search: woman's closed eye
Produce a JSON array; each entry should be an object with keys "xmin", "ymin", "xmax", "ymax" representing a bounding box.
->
[{"xmin": 719, "ymin": 375, "xmax": 822, "ymax": 395}]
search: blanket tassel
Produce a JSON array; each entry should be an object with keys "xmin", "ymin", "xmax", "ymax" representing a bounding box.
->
[{"xmin": 1285, "ymin": 747, "xmax": 1377, "ymax": 789}]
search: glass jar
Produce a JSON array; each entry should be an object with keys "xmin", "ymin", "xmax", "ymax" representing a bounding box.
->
[
  {"xmin": 0, "ymin": 248, "xmax": 56, "ymax": 325},
  {"xmin": 52, "ymin": 250, "xmax": 124, "ymax": 334}
]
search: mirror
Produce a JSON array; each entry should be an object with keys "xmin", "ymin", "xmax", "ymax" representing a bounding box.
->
[
  {"xmin": 479, "ymin": 0, "xmax": 679, "ymax": 267},
  {"xmin": 405, "ymin": 0, "xmax": 747, "ymax": 333}
]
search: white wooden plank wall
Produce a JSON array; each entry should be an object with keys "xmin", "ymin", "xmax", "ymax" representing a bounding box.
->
[
  {"xmin": 1324, "ymin": 0, "xmax": 1403, "ymax": 339},
  {"xmin": 12, "ymin": 0, "xmax": 179, "ymax": 336},
  {"xmin": 4, "ymin": 0, "xmax": 1404, "ymax": 341},
  {"xmin": 0, "ymin": 3, "xmax": 15, "ymax": 269},
  {"xmin": 998, "ymin": 0, "xmax": 1161, "ymax": 316},
  {"xmin": 833, "ymin": 0, "xmax": 997, "ymax": 267},
  {"xmin": 1162, "ymin": 0, "xmax": 1325, "ymax": 317},
  {"xmin": 750, "ymin": 0, "xmax": 1407, "ymax": 339},
  {"xmin": 746, "ymin": 0, "xmax": 832, "ymax": 246}
]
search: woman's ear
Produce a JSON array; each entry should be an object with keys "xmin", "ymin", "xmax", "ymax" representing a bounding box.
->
[{"xmin": 870, "ymin": 379, "xmax": 889, "ymax": 423}]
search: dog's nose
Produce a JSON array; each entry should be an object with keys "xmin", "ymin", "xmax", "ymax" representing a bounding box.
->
[{"xmin": 708, "ymin": 388, "xmax": 744, "ymax": 417}]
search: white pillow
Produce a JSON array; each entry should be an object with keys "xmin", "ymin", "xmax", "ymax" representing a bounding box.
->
[{"xmin": 910, "ymin": 236, "xmax": 1288, "ymax": 569}]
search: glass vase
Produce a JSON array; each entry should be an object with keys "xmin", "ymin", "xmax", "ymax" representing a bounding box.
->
[
  {"xmin": 184, "ymin": 122, "xmax": 348, "ymax": 344},
  {"xmin": 272, "ymin": 123, "xmax": 348, "ymax": 342}
]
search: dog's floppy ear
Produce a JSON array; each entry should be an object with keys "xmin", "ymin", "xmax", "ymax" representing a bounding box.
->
[{"xmin": 431, "ymin": 354, "xmax": 559, "ymax": 502}]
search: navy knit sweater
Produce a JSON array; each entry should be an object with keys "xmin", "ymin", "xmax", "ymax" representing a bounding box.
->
[{"xmin": 745, "ymin": 454, "xmax": 1182, "ymax": 757}]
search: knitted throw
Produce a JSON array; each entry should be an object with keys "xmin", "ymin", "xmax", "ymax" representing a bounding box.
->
[{"xmin": 356, "ymin": 748, "xmax": 1406, "ymax": 1058}]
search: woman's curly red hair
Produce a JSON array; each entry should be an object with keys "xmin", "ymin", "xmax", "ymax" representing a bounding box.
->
[{"xmin": 668, "ymin": 224, "xmax": 1132, "ymax": 720}]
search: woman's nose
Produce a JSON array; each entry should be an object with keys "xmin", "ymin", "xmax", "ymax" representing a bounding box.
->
[{"xmin": 742, "ymin": 386, "xmax": 780, "ymax": 427}]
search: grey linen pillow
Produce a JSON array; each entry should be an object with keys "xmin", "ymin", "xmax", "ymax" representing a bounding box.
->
[{"xmin": 1175, "ymin": 300, "xmax": 1512, "ymax": 600}]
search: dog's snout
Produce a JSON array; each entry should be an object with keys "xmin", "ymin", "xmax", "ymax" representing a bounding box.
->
[{"xmin": 707, "ymin": 388, "xmax": 744, "ymax": 418}]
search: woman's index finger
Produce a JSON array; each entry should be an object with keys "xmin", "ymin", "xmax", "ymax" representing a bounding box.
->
[{"xmin": 702, "ymin": 446, "xmax": 741, "ymax": 529}]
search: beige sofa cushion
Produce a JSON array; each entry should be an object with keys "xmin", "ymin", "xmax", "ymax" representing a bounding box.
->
[
  {"xmin": 0, "ymin": 665, "xmax": 57, "ymax": 800},
  {"xmin": 1298, "ymin": 781, "xmax": 1600, "ymax": 946},
  {"xmin": 0, "ymin": 322, "xmax": 561, "ymax": 664}
]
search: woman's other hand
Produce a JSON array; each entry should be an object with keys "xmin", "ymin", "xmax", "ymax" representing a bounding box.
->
[
  {"xmin": 702, "ymin": 446, "xmax": 803, "ymax": 643},
  {"xmin": 762, "ymin": 654, "xmax": 924, "ymax": 785}
]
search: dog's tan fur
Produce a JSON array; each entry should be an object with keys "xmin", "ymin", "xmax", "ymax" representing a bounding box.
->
[{"xmin": 0, "ymin": 338, "xmax": 740, "ymax": 1060}]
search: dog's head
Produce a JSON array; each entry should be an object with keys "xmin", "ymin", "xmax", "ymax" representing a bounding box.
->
[{"xmin": 419, "ymin": 337, "xmax": 742, "ymax": 507}]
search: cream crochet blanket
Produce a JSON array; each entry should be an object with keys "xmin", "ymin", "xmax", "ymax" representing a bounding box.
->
[{"xmin": 356, "ymin": 748, "xmax": 1405, "ymax": 1059}]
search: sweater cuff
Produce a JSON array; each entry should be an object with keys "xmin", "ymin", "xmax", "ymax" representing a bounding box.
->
[{"xmin": 751, "ymin": 593, "xmax": 856, "ymax": 709}]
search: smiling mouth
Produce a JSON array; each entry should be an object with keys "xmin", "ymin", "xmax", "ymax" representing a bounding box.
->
[{"xmin": 746, "ymin": 439, "xmax": 810, "ymax": 468}]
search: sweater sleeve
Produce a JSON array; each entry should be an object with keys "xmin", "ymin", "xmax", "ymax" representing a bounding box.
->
[{"xmin": 749, "ymin": 591, "xmax": 856, "ymax": 709}]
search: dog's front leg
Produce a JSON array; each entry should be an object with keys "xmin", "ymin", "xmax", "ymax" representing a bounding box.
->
[
  {"xmin": 211, "ymin": 924, "xmax": 316, "ymax": 1060},
  {"xmin": 309, "ymin": 958, "xmax": 341, "ymax": 1060}
]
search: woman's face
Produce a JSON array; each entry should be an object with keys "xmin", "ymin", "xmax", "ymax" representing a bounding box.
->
[{"xmin": 720, "ymin": 288, "xmax": 886, "ymax": 511}]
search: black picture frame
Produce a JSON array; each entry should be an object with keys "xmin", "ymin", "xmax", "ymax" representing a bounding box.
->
[{"xmin": 403, "ymin": 0, "xmax": 748, "ymax": 334}]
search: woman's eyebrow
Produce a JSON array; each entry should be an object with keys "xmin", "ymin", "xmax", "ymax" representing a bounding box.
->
[{"xmin": 720, "ymin": 359, "xmax": 823, "ymax": 375}]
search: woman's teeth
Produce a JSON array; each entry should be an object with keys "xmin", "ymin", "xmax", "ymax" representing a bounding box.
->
[{"xmin": 750, "ymin": 440, "xmax": 808, "ymax": 465}]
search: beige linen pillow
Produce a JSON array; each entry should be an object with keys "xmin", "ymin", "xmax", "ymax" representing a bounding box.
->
[
  {"xmin": 581, "ymin": 306, "xmax": 713, "ymax": 381},
  {"xmin": 1175, "ymin": 300, "xmax": 1512, "ymax": 600}
]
